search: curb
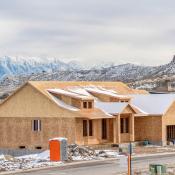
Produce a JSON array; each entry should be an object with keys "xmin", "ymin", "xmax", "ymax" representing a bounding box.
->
[
  {"xmin": 1, "ymin": 152, "xmax": 175, "ymax": 175},
  {"xmin": 132, "ymin": 151, "xmax": 175, "ymax": 160}
]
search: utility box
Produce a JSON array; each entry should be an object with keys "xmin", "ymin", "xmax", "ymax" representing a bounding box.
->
[
  {"xmin": 149, "ymin": 164, "xmax": 166, "ymax": 175},
  {"xmin": 49, "ymin": 137, "xmax": 68, "ymax": 161}
]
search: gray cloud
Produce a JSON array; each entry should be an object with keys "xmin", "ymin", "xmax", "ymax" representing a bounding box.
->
[{"xmin": 0, "ymin": 0, "xmax": 175, "ymax": 65}]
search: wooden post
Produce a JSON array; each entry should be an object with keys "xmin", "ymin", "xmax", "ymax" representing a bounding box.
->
[
  {"xmin": 117, "ymin": 114, "xmax": 121, "ymax": 144},
  {"xmin": 87, "ymin": 119, "xmax": 89, "ymax": 145},
  {"xmin": 113, "ymin": 117, "xmax": 117, "ymax": 143},
  {"xmin": 128, "ymin": 142, "xmax": 132, "ymax": 175},
  {"xmin": 128, "ymin": 154, "xmax": 131, "ymax": 175},
  {"xmin": 130, "ymin": 114, "xmax": 135, "ymax": 142}
]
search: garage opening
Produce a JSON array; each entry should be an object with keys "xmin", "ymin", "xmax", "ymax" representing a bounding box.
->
[{"xmin": 167, "ymin": 125, "xmax": 175, "ymax": 140}]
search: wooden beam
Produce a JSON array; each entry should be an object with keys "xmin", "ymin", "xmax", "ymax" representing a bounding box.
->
[{"xmin": 130, "ymin": 114, "xmax": 135, "ymax": 142}]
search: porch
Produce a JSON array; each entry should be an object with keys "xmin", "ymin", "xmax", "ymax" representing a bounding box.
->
[{"xmin": 75, "ymin": 113, "xmax": 135, "ymax": 145}]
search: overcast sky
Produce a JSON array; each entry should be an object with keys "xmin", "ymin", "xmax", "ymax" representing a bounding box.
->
[{"xmin": 0, "ymin": 0, "xmax": 175, "ymax": 65}]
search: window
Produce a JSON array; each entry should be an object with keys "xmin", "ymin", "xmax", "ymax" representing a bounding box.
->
[
  {"xmin": 35, "ymin": 146, "xmax": 42, "ymax": 149},
  {"xmin": 120, "ymin": 100, "xmax": 129, "ymax": 103},
  {"xmin": 83, "ymin": 120, "xmax": 93, "ymax": 137},
  {"xmin": 83, "ymin": 120, "xmax": 88, "ymax": 136},
  {"xmin": 120, "ymin": 118, "xmax": 129, "ymax": 133},
  {"xmin": 19, "ymin": 146, "xmax": 26, "ymax": 149},
  {"xmin": 167, "ymin": 125, "xmax": 175, "ymax": 140},
  {"xmin": 89, "ymin": 120, "xmax": 93, "ymax": 136},
  {"xmin": 32, "ymin": 120, "xmax": 41, "ymax": 131},
  {"xmin": 88, "ymin": 102, "xmax": 92, "ymax": 109},
  {"xmin": 83, "ymin": 102, "xmax": 87, "ymax": 108}
]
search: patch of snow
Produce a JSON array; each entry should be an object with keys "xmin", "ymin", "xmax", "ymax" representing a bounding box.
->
[
  {"xmin": 67, "ymin": 87, "xmax": 93, "ymax": 97},
  {"xmin": 48, "ymin": 88, "xmax": 92, "ymax": 100},
  {"xmin": 95, "ymin": 150, "xmax": 119, "ymax": 158},
  {"xmin": 48, "ymin": 92, "xmax": 79, "ymax": 111},
  {"xmin": 71, "ymin": 156, "xmax": 95, "ymax": 161},
  {"xmin": 85, "ymin": 86, "xmax": 128, "ymax": 98},
  {"xmin": 0, "ymin": 151, "xmax": 62, "ymax": 172}
]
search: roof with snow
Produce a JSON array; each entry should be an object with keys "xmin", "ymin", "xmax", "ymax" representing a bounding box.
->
[
  {"xmin": 131, "ymin": 94, "xmax": 175, "ymax": 115},
  {"xmin": 47, "ymin": 88, "xmax": 93, "ymax": 100},
  {"xmin": 48, "ymin": 93, "xmax": 79, "ymax": 111},
  {"xmin": 85, "ymin": 86, "xmax": 130, "ymax": 99},
  {"xmin": 95, "ymin": 101, "xmax": 129, "ymax": 114}
]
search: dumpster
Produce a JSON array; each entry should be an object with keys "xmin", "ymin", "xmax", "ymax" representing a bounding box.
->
[
  {"xmin": 149, "ymin": 164, "xmax": 166, "ymax": 175},
  {"xmin": 49, "ymin": 137, "xmax": 68, "ymax": 161}
]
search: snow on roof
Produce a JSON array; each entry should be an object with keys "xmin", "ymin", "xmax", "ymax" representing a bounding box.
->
[
  {"xmin": 85, "ymin": 86, "xmax": 129, "ymax": 98},
  {"xmin": 95, "ymin": 101, "xmax": 128, "ymax": 114},
  {"xmin": 131, "ymin": 94, "xmax": 175, "ymax": 115},
  {"xmin": 67, "ymin": 87, "xmax": 92, "ymax": 97},
  {"xmin": 48, "ymin": 93, "xmax": 79, "ymax": 111},
  {"xmin": 47, "ymin": 88, "xmax": 93, "ymax": 100}
]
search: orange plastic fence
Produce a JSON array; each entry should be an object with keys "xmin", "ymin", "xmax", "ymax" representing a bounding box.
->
[{"xmin": 50, "ymin": 140, "xmax": 61, "ymax": 161}]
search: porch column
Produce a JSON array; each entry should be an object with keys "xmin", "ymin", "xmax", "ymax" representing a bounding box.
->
[
  {"xmin": 87, "ymin": 120, "xmax": 89, "ymax": 144},
  {"xmin": 117, "ymin": 114, "xmax": 121, "ymax": 143},
  {"xmin": 113, "ymin": 118, "xmax": 117, "ymax": 143},
  {"xmin": 130, "ymin": 114, "xmax": 135, "ymax": 142},
  {"xmin": 113, "ymin": 115, "xmax": 121, "ymax": 144}
]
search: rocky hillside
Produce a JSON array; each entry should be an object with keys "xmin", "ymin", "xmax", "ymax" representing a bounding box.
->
[{"xmin": 1, "ymin": 56, "xmax": 175, "ymax": 96}]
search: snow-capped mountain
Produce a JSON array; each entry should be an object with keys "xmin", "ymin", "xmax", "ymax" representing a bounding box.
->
[
  {"xmin": 0, "ymin": 56, "xmax": 84, "ymax": 79},
  {"xmin": 1, "ymin": 55, "xmax": 175, "ymax": 95},
  {"xmin": 0, "ymin": 56, "xmax": 118, "ymax": 79}
]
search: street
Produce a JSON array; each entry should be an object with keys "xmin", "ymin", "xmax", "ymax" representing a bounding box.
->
[{"xmin": 10, "ymin": 154, "xmax": 175, "ymax": 175}]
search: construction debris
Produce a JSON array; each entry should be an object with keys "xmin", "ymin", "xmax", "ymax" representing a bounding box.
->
[
  {"xmin": 0, "ymin": 145, "xmax": 118, "ymax": 172},
  {"xmin": 68, "ymin": 144, "xmax": 118, "ymax": 160}
]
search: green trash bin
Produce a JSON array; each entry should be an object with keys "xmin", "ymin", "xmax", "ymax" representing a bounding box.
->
[
  {"xmin": 149, "ymin": 164, "xmax": 156, "ymax": 175},
  {"xmin": 143, "ymin": 140, "xmax": 149, "ymax": 146},
  {"xmin": 149, "ymin": 164, "xmax": 166, "ymax": 175}
]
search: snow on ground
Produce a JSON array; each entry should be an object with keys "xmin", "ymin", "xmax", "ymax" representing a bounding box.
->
[
  {"xmin": 0, "ymin": 150, "xmax": 62, "ymax": 172},
  {"xmin": 0, "ymin": 148, "xmax": 119, "ymax": 172}
]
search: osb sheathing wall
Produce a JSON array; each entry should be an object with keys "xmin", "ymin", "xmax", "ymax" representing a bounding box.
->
[
  {"xmin": 0, "ymin": 83, "xmax": 78, "ymax": 118},
  {"xmin": 75, "ymin": 118, "xmax": 113, "ymax": 145},
  {"xmin": 162, "ymin": 101, "xmax": 175, "ymax": 144},
  {"xmin": 71, "ymin": 98, "xmax": 82, "ymax": 108},
  {"xmin": 134, "ymin": 116, "xmax": 162, "ymax": 143},
  {"xmin": 0, "ymin": 117, "xmax": 76, "ymax": 149}
]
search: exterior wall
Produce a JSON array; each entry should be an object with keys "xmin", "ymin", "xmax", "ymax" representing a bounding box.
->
[
  {"xmin": 134, "ymin": 116, "xmax": 162, "ymax": 144},
  {"xmin": 0, "ymin": 83, "xmax": 78, "ymax": 118},
  {"xmin": 162, "ymin": 101, "xmax": 175, "ymax": 145},
  {"xmin": 61, "ymin": 95, "xmax": 72, "ymax": 105},
  {"xmin": 0, "ymin": 117, "xmax": 76, "ymax": 149},
  {"xmin": 71, "ymin": 98, "xmax": 82, "ymax": 108},
  {"xmin": 89, "ymin": 92, "xmax": 111, "ymax": 102},
  {"xmin": 75, "ymin": 118, "xmax": 113, "ymax": 145}
]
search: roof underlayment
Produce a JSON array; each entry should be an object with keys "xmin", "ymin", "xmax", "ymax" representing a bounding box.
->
[
  {"xmin": 130, "ymin": 94, "xmax": 175, "ymax": 115},
  {"xmin": 95, "ymin": 101, "xmax": 128, "ymax": 114},
  {"xmin": 46, "ymin": 85, "xmax": 175, "ymax": 116}
]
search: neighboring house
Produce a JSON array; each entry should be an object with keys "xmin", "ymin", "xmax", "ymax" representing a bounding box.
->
[{"xmin": 0, "ymin": 81, "xmax": 175, "ymax": 150}]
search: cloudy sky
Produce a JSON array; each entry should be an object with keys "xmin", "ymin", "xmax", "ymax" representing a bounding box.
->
[{"xmin": 0, "ymin": 0, "xmax": 175, "ymax": 65}]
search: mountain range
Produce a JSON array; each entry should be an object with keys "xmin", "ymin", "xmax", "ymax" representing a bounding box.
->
[{"xmin": 0, "ymin": 56, "xmax": 175, "ymax": 95}]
